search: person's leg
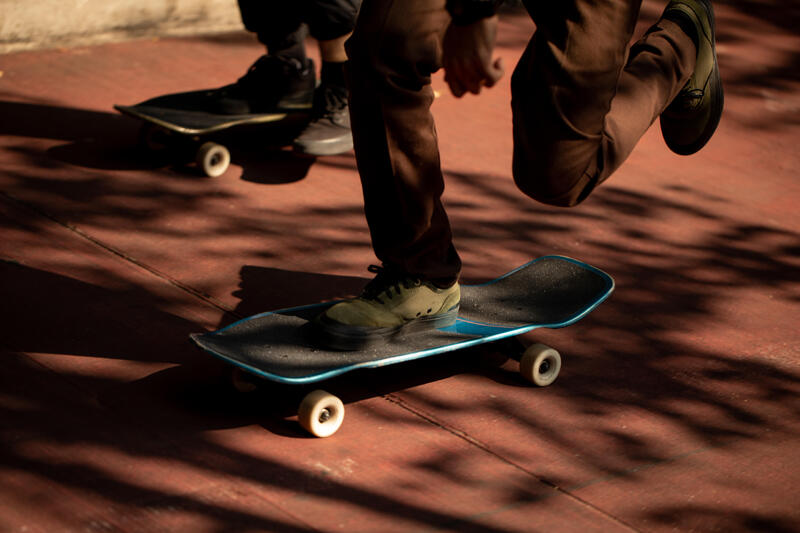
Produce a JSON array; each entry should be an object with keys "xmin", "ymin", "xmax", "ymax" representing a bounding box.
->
[
  {"xmin": 237, "ymin": 0, "xmax": 306, "ymax": 59},
  {"xmin": 345, "ymin": 0, "xmax": 460, "ymax": 286},
  {"xmin": 206, "ymin": 1, "xmax": 316, "ymax": 114},
  {"xmin": 293, "ymin": 0, "xmax": 361, "ymax": 155},
  {"xmin": 315, "ymin": 0, "xmax": 461, "ymax": 347},
  {"xmin": 511, "ymin": 0, "xmax": 698, "ymax": 207}
]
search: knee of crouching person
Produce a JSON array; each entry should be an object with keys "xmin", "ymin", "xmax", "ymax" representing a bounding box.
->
[
  {"xmin": 511, "ymin": 144, "xmax": 600, "ymax": 208},
  {"xmin": 512, "ymin": 165, "xmax": 594, "ymax": 208}
]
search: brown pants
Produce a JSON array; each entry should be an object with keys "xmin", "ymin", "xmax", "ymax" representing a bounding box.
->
[{"xmin": 345, "ymin": 0, "xmax": 696, "ymax": 286}]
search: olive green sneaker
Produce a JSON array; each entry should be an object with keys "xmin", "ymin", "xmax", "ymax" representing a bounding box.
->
[
  {"xmin": 660, "ymin": 0, "xmax": 724, "ymax": 155},
  {"xmin": 315, "ymin": 265, "xmax": 460, "ymax": 350}
]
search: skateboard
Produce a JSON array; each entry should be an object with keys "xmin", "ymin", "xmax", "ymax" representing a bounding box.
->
[
  {"xmin": 115, "ymin": 90, "xmax": 311, "ymax": 177},
  {"xmin": 191, "ymin": 255, "xmax": 614, "ymax": 437}
]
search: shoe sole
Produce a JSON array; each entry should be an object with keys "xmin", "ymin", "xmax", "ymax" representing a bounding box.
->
[{"xmin": 293, "ymin": 136, "xmax": 354, "ymax": 157}]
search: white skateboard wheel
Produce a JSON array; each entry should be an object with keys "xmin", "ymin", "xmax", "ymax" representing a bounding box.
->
[
  {"xmin": 196, "ymin": 142, "xmax": 230, "ymax": 177},
  {"xmin": 230, "ymin": 367, "xmax": 258, "ymax": 393},
  {"xmin": 519, "ymin": 343, "xmax": 561, "ymax": 386},
  {"xmin": 298, "ymin": 390, "xmax": 345, "ymax": 438}
]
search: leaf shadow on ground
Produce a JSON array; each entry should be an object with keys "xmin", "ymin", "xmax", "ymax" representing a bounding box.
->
[
  {"xmin": 2, "ymin": 1, "xmax": 799, "ymax": 530},
  {"xmin": 4, "ymin": 159, "xmax": 799, "ymax": 530}
]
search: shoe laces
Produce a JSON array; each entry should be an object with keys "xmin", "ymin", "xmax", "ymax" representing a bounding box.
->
[
  {"xmin": 362, "ymin": 265, "xmax": 422, "ymax": 304},
  {"xmin": 672, "ymin": 83, "xmax": 704, "ymax": 112}
]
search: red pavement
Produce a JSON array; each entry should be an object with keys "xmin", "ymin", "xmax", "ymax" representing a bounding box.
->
[{"xmin": 1, "ymin": 2, "xmax": 799, "ymax": 531}]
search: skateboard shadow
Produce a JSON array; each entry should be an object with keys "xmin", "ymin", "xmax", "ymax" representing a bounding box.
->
[
  {"xmin": 0, "ymin": 100, "xmax": 321, "ymax": 182},
  {"xmin": 0, "ymin": 259, "xmax": 210, "ymax": 366},
  {"xmin": 3, "ymin": 256, "xmax": 494, "ymax": 439},
  {"xmin": 236, "ymin": 149, "xmax": 317, "ymax": 185},
  {"xmin": 0, "ymin": 100, "xmax": 145, "ymax": 170},
  {"xmin": 0, "ymin": 258, "xmax": 307, "ymax": 435}
]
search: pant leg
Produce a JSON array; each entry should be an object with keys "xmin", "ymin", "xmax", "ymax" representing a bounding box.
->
[
  {"xmin": 237, "ymin": 0, "xmax": 306, "ymax": 50},
  {"xmin": 238, "ymin": 0, "xmax": 360, "ymax": 45},
  {"xmin": 306, "ymin": 0, "xmax": 361, "ymax": 41},
  {"xmin": 346, "ymin": 0, "xmax": 460, "ymax": 286},
  {"xmin": 511, "ymin": 0, "xmax": 696, "ymax": 207}
]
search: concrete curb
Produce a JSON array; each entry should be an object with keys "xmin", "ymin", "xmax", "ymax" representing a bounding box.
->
[{"xmin": 0, "ymin": 0, "xmax": 244, "ymax": 53}]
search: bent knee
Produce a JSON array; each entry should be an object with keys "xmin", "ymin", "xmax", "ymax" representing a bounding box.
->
[
  {"xmin": 513, "ymin": 160, "xmax": 598, "ymax": 208},
  {"xmin": 512, "ymin": 140, "xmax": 602, "ymax": 207},
  {"xmin": 513, "ymin": 177, "xmax": 585, "ymax": 208}
]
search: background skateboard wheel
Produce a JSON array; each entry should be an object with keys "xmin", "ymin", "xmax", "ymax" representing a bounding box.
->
[
  {"xmin": 519, "ymin": 343, "xmax": 561, "ymax": 386},
  {"xmin": 230, "ymin": 367, "xmax": 258, "ymax": 393},
  {"xmin": 195, "ymin": 142, "xmax": 230, "ymax": 177},
  {"xmin": 298, "ymin": 390, "xmax": 344, "ymax": 438}
]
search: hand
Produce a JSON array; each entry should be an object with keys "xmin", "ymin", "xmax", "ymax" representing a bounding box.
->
[{"xmin": 443, "ymin": 15, "xmax": 504, "ymax": 98}]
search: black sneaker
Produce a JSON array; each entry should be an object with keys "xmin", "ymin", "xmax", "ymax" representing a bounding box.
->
[
  {"xmin": 660, "ymin": 0, "xmax": 724, "ymax": 155},
  {"xmin": 206, "ymin": 55, "xmax": 316, "ymax": 115},
  {"xmin": 293, "ymin": 83, "xmax": 353, "ymax": 156}
]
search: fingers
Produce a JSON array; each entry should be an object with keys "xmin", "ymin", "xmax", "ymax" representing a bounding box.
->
[
  {"xmin": 445, "ymin": 56, "xmax": 504, "ymax": 98},
  {"xmin": 461, "ymin": 62, "xmax": 485, "ymax": 95},
  {"xmin": 483, "ymin": 57, "xmax": 505, "ymax": 88},
  {"xmin": 445, "ymin": 68, "xmax": 467, "ymax": 98}
]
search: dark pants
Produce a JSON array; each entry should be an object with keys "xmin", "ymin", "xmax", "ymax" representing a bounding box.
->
[
  {"xmin": 346, "ymin": 0, "xmax": 696, "ymax": 286},
  {"xmin": 238, "ymin": 0, "xmax": 360, "ymax": 51}
]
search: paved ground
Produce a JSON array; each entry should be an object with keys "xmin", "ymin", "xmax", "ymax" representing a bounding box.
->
[{"xmin": 1, "ymin": 2, "xmax": 799, "ymax": 531}]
